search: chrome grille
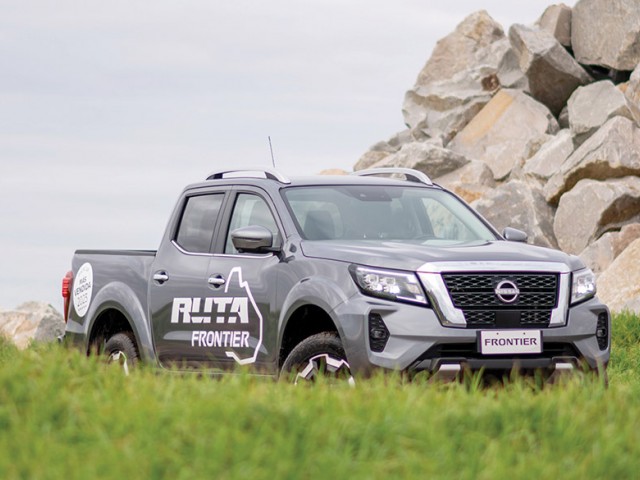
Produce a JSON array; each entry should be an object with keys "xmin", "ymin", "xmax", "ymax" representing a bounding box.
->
[{"xmin": 441, "ymin": 273, "xmax": 559, "ymax": 329}]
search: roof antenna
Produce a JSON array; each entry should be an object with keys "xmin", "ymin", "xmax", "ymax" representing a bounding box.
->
[{"xmin": 268, "ymin": 136, "xmax": 276, "ymax": 169}]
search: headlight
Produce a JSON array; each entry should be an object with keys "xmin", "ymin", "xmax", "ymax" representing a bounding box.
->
[
  {"xmin": 350, "ymin": 265, "xmax": 427, "ymax": 305},
  {"xmin": 571, "ymin": 268, "xmax": 596, "ymax": 305}
]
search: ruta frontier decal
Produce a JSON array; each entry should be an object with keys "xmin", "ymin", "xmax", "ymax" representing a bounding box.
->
[{"xmin": 170, "ymin": 267, "xmax": 263, "ymax": 365}]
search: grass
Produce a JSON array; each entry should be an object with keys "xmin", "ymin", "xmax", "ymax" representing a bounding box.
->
[{"xmin": 1, "ymin": 314, "xmax": 640, "ymax": 479}]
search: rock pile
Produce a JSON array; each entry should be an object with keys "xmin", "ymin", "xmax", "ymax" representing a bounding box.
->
[
  {"xmin": 355, "ymin": 0, "xmax": 640, "ymax": 312},
  {"xmin": 0, "ymin": 302, "xmax": 65, "ymax": 349}
]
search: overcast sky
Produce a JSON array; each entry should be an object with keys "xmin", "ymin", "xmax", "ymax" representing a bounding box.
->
[{"xmin": 0, "ymin": 1, "xmax": 573, "ymax": 311}]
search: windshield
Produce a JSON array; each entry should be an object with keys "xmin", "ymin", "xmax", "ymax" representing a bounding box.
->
[{"xmin": 282, "ymin": 185, "xmax": 497, "ymax": 245}]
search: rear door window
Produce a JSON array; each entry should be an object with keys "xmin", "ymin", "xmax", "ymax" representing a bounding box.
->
[{"xmin": 175, "ymin": 194, "xmax": 224, "ymax": 253}]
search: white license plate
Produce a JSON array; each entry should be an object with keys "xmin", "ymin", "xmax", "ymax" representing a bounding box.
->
[{"xmin": 479, "ymin": 330, "xmax": 542, "ymax": 355}]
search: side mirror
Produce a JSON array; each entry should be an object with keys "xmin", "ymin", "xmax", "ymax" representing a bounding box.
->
[
  {"xmin": 231, "ymin": 225, "xmax": 275, "ymax": 253},
  {"xmin": 502, "ymin": 227, "xmax": 528, "ymax": 243}
]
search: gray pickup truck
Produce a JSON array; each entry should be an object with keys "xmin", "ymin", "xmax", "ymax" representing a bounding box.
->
[{"xmin": 62, "ymin": 167, "xmax": 610, "ymax": 382}]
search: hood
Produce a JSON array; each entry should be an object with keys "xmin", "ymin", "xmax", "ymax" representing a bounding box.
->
[{"xmin": 300, "ymin": 239, "xmax": 584, "ymax": 273}]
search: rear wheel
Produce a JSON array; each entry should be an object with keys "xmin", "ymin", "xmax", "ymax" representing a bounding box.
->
[
  {"xmin": 281, "ymin": 332, "xmax": 354, "ymax": 385},
  {"xmin": 104, "ymin": 332, "xmax": 139, "ymax": 375}
]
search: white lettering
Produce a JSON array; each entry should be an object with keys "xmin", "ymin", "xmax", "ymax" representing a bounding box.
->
[
  {"xmin": 190, "ymin": 330, "xmax": 251, "ymax": 348},
  {"xmin": 171, "ymin": 297, "xmax": 250, "ymax": 324},
  {"xmin": 171, "ymin": 298, "xmax": 192, "ymax": 323},
  {"xmin": 230, "ymin": 298, "xmax": 249, "ymax": 324}
]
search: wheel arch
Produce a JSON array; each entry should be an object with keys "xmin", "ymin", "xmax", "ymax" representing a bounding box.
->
[
  {"xmin": 279, "ymin": 303, "xmax": 340, "ymax": 368},
  {"xmin": 84, "ymin": 282, "xmax": 156, "ymax": 363},
  {"xmin": 278, "ymin": 277, "xmax": 351, "ymax": 368}
]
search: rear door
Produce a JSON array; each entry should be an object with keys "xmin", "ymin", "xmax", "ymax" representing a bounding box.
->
[{"xmin": 149, "ymin": 189, "xmax": 228, "ymax": 368}]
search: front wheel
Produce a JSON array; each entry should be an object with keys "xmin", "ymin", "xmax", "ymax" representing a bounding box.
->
[
  {"xmin": 280, "ymin": 332, "xmax": 354, "ymax": 385},
  {"xmin": 104, "ymin": 332, "xmax": 139, "ymax": 375}
]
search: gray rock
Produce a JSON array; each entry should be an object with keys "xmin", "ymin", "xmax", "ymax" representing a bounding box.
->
[
  {"xmin": 567, "ymin": 80, "xmax": 640, "ymax": 142},
  {"xmin": 553, "ymin": 177, "xmax": 640, "ymax": 254},
  {"xmin": 353, "ymin": 151, "xmax": 390, "ymax": 171},
  {"xmin": 414, "ymin": 10, "xmax": 505, "ymax": 87},
  {"xmin": 544, "ymin": 116, "xmax": 640, "ymax": 204},
  {"xmin": 579, "ymin": 223, "xmax": 640, "ymax": 275},
  {"xmin": 472, "ymin": 180, "xmax": 558, "ymax": 248},
  {"xmin": 625, "ymin": 64, "xmax": 640, "ymax": 106},
  {"xmin": 0, "ymin": 302, "xmax": 64, "ymax": 349},
  {"xmin": 597, "ymin": 238, "xmax": 640, "ymax": 312},
  {"xmin": 403, "ymin": 12, "xmax": 527, "ymax": 143},
  {"xmin": 403, "ymin": 83, "xmax": 491, "ymax": 144},
  {"xmin": 372, "ymin": 142, "xmax": 470, "ymax": 179},
  {"xmin": 435, "ymin": 160, "xmax": 496, "ymax": 187},
  {"xmin": 523, "ymin": 129, "xmax": 574, "ymax": 181},
  {"xmin": 558, "ymin": 105, "xmax": 570, "ymax": 129},
  {"xmin": 509, "ymin": 133, "xmax": 555, "ymax": 180},
  {"xmin": 449, "ymin": 88, "xmax": 559, "ymax": 180},
  {"xmin": 355, "ymin": 130, "xmax": 415, "ymax": 172},
  {"xmin": 572, "ymin": 0, "xmax": 640, "ymax": 70},
  {"xmin": 435, "ymin": 160, "xmax": 496, "ymax": 203},
  {"xmin": 536, "ymin": 3, "xmax": 573, "ymax": 47},
  {"xmin": 508, "ymin": 24, "xmax": 592, "ymax": 115},
  {"xmin": 370, "ymin": 129, "xmax": 412, "ymax": 154}
]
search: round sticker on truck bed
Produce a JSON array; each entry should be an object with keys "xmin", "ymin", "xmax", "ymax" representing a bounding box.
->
[{"xmin": 73, "ymin": 263, "xmax": 93, "ymax": 318}]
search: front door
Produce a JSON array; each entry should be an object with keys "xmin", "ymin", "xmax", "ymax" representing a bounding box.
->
[{"xmin": 195, "ymin": 190, "xmax": 283, "ymax": 371}]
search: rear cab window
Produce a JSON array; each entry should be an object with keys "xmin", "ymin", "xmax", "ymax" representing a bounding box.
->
[{"xmin": 175, "ymin": 194, "xmax": 225, "ymax": 253}]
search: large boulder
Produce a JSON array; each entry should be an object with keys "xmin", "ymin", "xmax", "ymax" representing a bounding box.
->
[
  {"xmin": 598, "ymin": 238, "xmax": 640, "ymax": 312},
  {"xmin": 472, "ymin": 180, "xmax": 558, "ymax": 248},
  {"xmin": 536, "ymin": 3, "xmax": 572, "ymax": 47},
  {"xmin": 523, "ymin": 129, "xmax": 574, "ymax": 181},
  {"xmin": 579, "ymin": 223, "xmax": 640, "ymax": 275},
  {"xmin": 625, "ymin": 64, "xmax": 640, "ymax": 106},
  {"xmin": 0, "ymin": 302, "xmax": 65, "ymax": 349},
  {"xmin": 509, "ymin": 24, "xmax": 592, "ymax": 115},
  {"xmin": 572, "ymin": 0, "xmax": 640, "ymax": 70},
  {"xmin": 413, "ymin": 10, "xmax": 504, "ymax": 87},
  {"xmin": 449, "ymin": 88, "xmax": 559, "ymax": 180},
  {"xmin": 544, "ymin": 116, "xmax": 640, "ymax": 204},
  {"xmin": 372, "ymin": 142, "xmax": 470, "ymax": 179},
  {"xmin": 553, "ymin": 177, "xmax": 640, "ymax": 254},
  {"xmin": 567, "ymin": 80, "xmax": 640, "ymax": 143},
  {"xmin": 403, "ymin": 77, "xmax": 494, "ymax": 144},
  {"xmin": 354, "ymin": 130, "xmax": 414, "ymax": 171},
  {"xmin": 403, "ymin": 11, "xmax": 526, "ymax": 143},
  {"xmin": 354, "ymin": 151, "xmax": 390, "ymax": 171},
  {"xmin": 369, "ymin": 129, "xmax": 413, "ymax": 154},
  {"xmin": 319, "ymin": 168, "xmax": 348, "ymax": 175},
  {"xmin": 435, "ymin": 160, "xmax": 496, "ymax": 203}
]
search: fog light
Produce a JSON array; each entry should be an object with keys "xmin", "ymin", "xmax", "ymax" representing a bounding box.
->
[
  {"xmin": 596, "ymin": 312, "xmax": 609, "ymax": 351},
  {"xmin": 371, "ymin": 329, "xmax": 387, "ymax": 340},
  {"xmin": 368, "ymin": 313, "xmax": 390, "ymax": 352}
]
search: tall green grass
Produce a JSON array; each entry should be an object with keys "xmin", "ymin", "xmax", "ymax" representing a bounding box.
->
[{"xmin": 1, "ymin": 314, "xmax": 639, "ymax": 479}]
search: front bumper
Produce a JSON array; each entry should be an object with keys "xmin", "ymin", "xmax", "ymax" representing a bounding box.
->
[{"xmin": 334, "ymin": 295, "xmax": 610, "ymax": 376}]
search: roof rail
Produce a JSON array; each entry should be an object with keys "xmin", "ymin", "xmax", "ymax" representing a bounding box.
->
[
  {"xmin": 206, "ymin": 168, "xmax": 291, "ymax": 184},
  {"xmin": 351, "ymin": 168, "xmax": 433, "ymax": 186}
]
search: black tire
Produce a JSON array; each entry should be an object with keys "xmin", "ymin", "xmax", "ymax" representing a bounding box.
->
[
  {"xmin": 280, "ymin": 332, "xmax": 354, "ymax": 385},
  {"xmin": 104, "ymin": 332, "xmax": 139, "ymax": 375}
]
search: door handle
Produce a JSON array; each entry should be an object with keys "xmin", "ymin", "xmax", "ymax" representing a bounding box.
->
[
  {"xmin": 153, "ymin": 272, "xmax": 169, "ymax": 284},
  {"xmin": 208, "ymin": 275, "xmax": 226, "ymax": 287}
]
